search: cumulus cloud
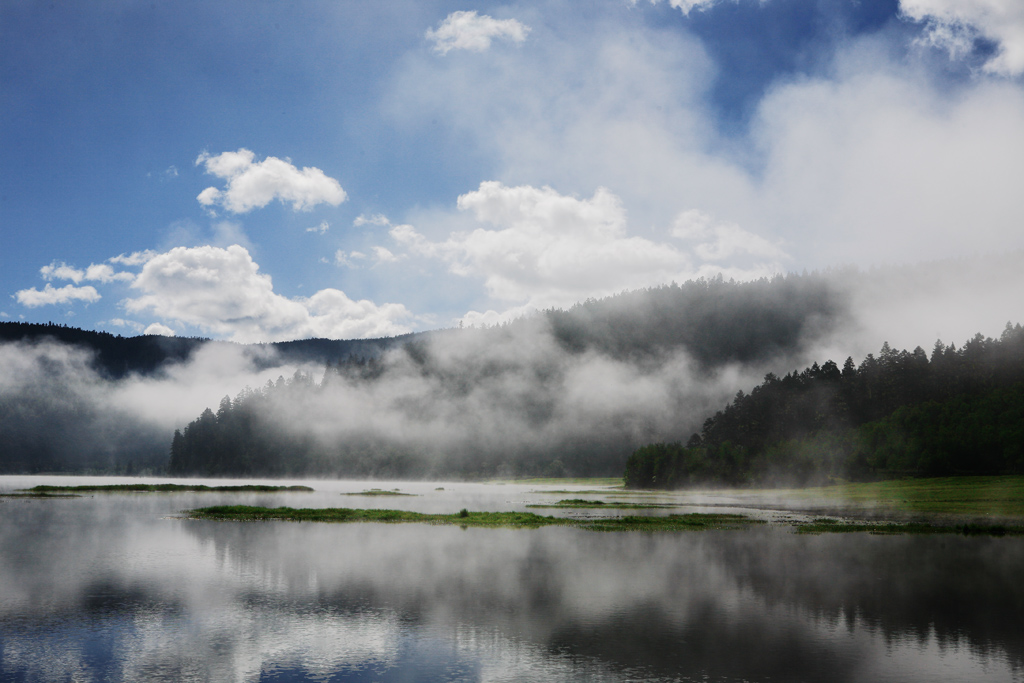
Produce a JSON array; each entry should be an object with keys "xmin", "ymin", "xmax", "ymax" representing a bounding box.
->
[
  {"xmin": 39, "ymin": 261, "xmax": 134, "ymax": 284},
  {"xmin": 195, "ymin": 149, "xmax": 347, "ymax": 214},
  {"xmin": 39, "ymin": 261, "xmax": 85, "ymax": 283},
  {"xmin": 306, "ymin": 221, "xmax": 330, "ymax": 234},
  {"xmin": 900, "ymin": 0, "xmax": 1024, "ymax": 75},
  {"xmin": 426, "ymin": 11, "xmax": 530, "ymax": 55},
  {"xmin": 124, "ymin": 245, "xmax": 413, "ymax": 342},
  {"xmin": 392, "ymin": 182, "xmax": 784, "ymax": 321},
  {"xmin": 14, "ymin": 283, "xmax": 101, "ymax": 308}
]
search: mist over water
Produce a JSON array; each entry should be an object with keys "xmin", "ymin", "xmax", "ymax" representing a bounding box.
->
[
  {"xmin": 0, "ymin": 477, "xmax": 1021, "ymax": 682},
  {"xmin": 2, "ymin": 254, "xmax": 1024, "ymax": 477}
]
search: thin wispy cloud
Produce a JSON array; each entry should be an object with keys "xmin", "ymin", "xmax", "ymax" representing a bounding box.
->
[{"xmin": 901, "ymin": 0, "xmax": 1024, "ymax": 75}]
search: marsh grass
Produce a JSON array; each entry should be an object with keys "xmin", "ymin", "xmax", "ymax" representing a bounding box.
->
[
  {"xmin": 784, "ymin": 476, "xmax": 1024, "ymax": 517},
  {"xmin": 24, "ymin": 484, "xmax": 314, "ymax": 493},
  {"xmin": 527, "ymin": 499, "xmax": 684, "ymax": 509},
  {"xmin": 0, "ymin": 492, "xmax": 82, "ymax": 498},
  {"xmin": 341, "ymin": 489, "xmax": 416, "ymax": 496},
  {"xmin": 795, "ymin": 518, "xmax": 1023, "ymax": 536},
  {"xmin": 185, "ymin": 505, "xmax": 761, "ymax": 531}
]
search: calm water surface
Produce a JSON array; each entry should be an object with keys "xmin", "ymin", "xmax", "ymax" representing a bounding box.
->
[{"xmin": 0, "ymin": 476, "xmax": 1021, "ymax": 682}]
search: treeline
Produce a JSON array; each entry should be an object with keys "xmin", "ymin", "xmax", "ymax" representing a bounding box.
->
[
  {"xmin": 0, "ymin": 322, "xmax": 409, "ymax": 379},
  {"xmin": 625, "ymin": 324, "xmax": 1024, "ymax": 488}
]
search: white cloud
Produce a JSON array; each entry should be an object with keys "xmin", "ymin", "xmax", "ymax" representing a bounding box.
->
[
  {"xmin": 124, "ymin": 245, "xmax": 413, "ymax": 342},
  {"xmin": 371, "ymin": 246, "xmax": 401, "ymax": 264},
  {"xmin": 900, "ymin": 0, "xmax": 1024, "ymax": 75},
  {"xmin": 425, "ymin": 11, "xmax": 530, "ymax": 55},
  {"xmin": 387, "ymin": 18, "xmax": 1024, "ymax": 277},
  {"xmin": 195, "ymin": 149, "xmax": 347, "ymax": 214},
  {"xmin": 671, "ymin": 210, "xmax": 787, "ymax": 262},
  {"xmin": 39, "ymin": 260, "xmax": 133, "ymax": 285},
  {"xmin": 143, "ymin": 322, "xmax": 176, "ymax": 336},
  {"xmin": 306, "ymin": 221, "xmax": 330, "ymax": 234},
  {"xmin": 751, "ymin": 62, "xmax": 1024, "ymax": 264},
  {"xmin": 40, "ymin": 261, "xmax": 85, "ymax": 283},
  {"xmin": 392, "ymin": 182, "xmax": 783, "ymax": 319},
  {"xmin": 109, "ymin": 250, "xmax": 158, "ymax": 266},
  {"xmin": 15, "ymin": 284, "xmax": 101, "ymax": 308},
  {"xmin": 335, "ymin": 250, "xmax": 367, "ymax": 268},
  {"xmin": 645, "ymin": 0, "xmax": 725, "ymax": 15},
  {"xmin": 354, "ymin": 213, "xmax": 391, "ymax": 227},
  {"xmin": 84, "ymin": 264, "xmax": 135, "ymax": 283},
  {"xmin": 105, "ymin": 318, "xmax": 145, "ymax": 332}
]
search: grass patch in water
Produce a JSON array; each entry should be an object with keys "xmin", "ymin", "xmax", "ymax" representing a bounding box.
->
[
  {"xmin": 341, "ymin": 489, "xmax": 416, "ymax": 496},
  {"xmin": 527, "ymin": 499, "xmax": 684, "ymax": 509},
  {"xmin": 185, "ymin": 505, "xmax": 760, "ymax": 532},
  {"xmin": 23, "ymin": 484, "xmax": 314, "ymax": 493}
]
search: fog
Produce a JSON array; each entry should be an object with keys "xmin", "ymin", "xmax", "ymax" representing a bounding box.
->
[{"xmin": 2, "ymin": 254, "xmax": 1023, "ymax": 476}]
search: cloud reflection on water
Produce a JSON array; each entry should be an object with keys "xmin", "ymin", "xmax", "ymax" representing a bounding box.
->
[{"xmin": 0, "ymin": 484, "xmax": 1022, "ymax": 682}]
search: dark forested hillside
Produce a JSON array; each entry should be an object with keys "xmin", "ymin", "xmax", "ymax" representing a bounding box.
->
[
  {"xmin": 624, "ymin": 323, "xmax": 1024, "ymax": 488},
  {"xmin": 542, "ymin": 271, "xmax": 844, "ymax": 368},
  {"xmin": 0, "ymin": 322, "xmax": 208, "ymax": 379}
]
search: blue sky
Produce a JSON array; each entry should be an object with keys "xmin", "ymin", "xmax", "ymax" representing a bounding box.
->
[{"xmin": 2, "ymin": 0, "xmax": 1023, "ymax": 342}]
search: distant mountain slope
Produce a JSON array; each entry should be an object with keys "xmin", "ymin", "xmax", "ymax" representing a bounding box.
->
[{"xmin": 0, "ymin": 322, "xmax": 410, "ymax": 379}]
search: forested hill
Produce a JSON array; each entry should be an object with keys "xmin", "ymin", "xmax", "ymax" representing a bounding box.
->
[
  {"xmin": 0, "ymin": 322, "xmax": 207, "ymax": 378},
  {"xmin": 538, "ymin": 271, "xmax": 844, "ymax": 368},
  {"xmin": 0, "ymin": 322, "xmax": 410, "ymax": 378},
  {"xmin": 166, "ymin": 273, "xmax": 850, "ymax": 479},
  {"xmin": 625, "ymin": 323, "xmax": 1024, "ymax": 488}
]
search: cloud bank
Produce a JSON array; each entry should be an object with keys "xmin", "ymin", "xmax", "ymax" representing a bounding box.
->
[
  {"xmin": 392, "ymin": 182, "xmax": 785, "ymax": 325},
  {"xmin": 124, "ymin": 245, "xmax": 413, "ymax": 343}
]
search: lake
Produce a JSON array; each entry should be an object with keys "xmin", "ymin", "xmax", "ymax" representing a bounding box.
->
[{"xmin": 1, "ymin": 476, "xmax": 1021, "ymax": 682}]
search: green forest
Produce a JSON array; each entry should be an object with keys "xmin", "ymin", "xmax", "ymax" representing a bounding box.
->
[{"xmin": 625, "ymin": 323, "xmax": 1024, "ymax": 488}]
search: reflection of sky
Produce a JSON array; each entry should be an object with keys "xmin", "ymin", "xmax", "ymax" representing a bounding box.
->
[{"xmin": 0, "ymin": 478, "xmax": 1022, "ymax": 682}]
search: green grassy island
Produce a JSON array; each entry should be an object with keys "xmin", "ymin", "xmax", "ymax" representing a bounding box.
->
[
  {"xmin": 526, "ymin": 499, "xmax": 683, "ymax": 510},
  {"xmin": 185, "ymin": 505, "xmax": 760, "ymax": 531},
  {"xmin": 340, "ymin": 489, "xmax": 416, "ymax": 496},
  {"xmin": 23, "ymin": 484, "xmax": 314, "ymax": 493}
]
